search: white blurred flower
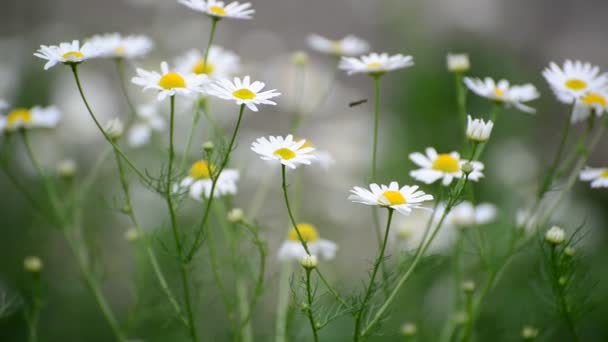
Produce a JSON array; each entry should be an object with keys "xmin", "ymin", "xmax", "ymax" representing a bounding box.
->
[
  {"xmin": 175, "ymin": 46, "xmax": 240, "ymax": 79},
  {"xmin": 178, "ymin": 0, "xmax": 254, "ymax": 19},
  {"xmin": 466, "ymin": 115, "xmax": 494, "ymax": 142},
  {"xmin": 545, "ymin": 226, "xmax": 565, "ymax": 245},
  {"xmin": 409, "ymin": 147, "xmax": 484, "ymax": 186},
  {"xmin": 307, "ymin": 34, "xmax": 369, "ymax": 57},
  {"xmin": 207, "ymin": 76, "xmax": 280, "ymax": 112},
  {"xmin": 348, "ymin": 182, "xmax": 434, "ymax": 216},
  {"xmin": 297, "ymin": 139, "xmax": 334, "ymax": 169},
  {"xmin": 278, "ymin": 223, "xmax": 337, "ymax": 261},
  {"xmin": 24, "ymin": 256, "xmax": 43, "ymax": 273},
  {"xmin": 447, "ymin": 201, "xmax": 497, "ymax": 228},
  {"xmin": 127, "ymin": 104, "xmax": 165, "ymax": 148},
  {"xmin": 131, "ymin": 61, "xmax": 208, "ymax": 101},
  {"xmin": 56, "ymin": 159, "xmax": 77, "ymax": 178},
  {"xmin": 86, "ymin": 33, "xmax": 153, "ymax": 59},
  {"xmin": 251, "ymin": 135, "xmax": 316, "ymax": 169},
  {"xmin": 340, "ymin": 52, "xmax": 414, "ymax": 76},
  {"xmin": 177, "ymin": 160, "xmax": 239, "ymax": 201},
  {"xmin": 464, "ymin": 77, "xmax": 539, "ymax": 113},
  {"xmin": 392, "ymin": 205, "xmax": 454, "ymax": 254},
  {"xmin": 570, "ymin": 88, "xmax": 608, "ymax": 123},
  {"xmin": 579, "ymin": 166, "xmax": 608, "ymax": 188},
  {"xmin": 34, "ymin": 40, "xmax": 99, "ymax": 70},
  {"xmin": 542, "ymin": 60, "xmax": 608, "ymax": 104},
  {"xmin": 0, "ymin": 105, "xmax": 61, "ymax": 132},
  {"xmin": 447, "ymin": 53, "xmax": 470, "ymax": 73}
]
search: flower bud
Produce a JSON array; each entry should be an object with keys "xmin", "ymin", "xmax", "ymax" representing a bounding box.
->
[
  {"xmin": 466, "ymin": 115, "xmax": 494, "ymax": 142},
  {"xmin": 202, "ymin": 141, "xmax": 214, "ymax": 153},
  {"xmin": 521, "ymin": 325, "xmax": 539, "ymax": 340},
  {"xmin": 300, "ymin": 254, "xmax": 318, "ymax": 269},
  {"xmin": 400, "ymin": 322, "xmax": 417, "ymax": 336},
  {"xmin": 291, "ymin": 51, "xmax": 310, "ymax": 66},
  {"xmin": 564, "ymin": 246, "xmax": 576, "ymax": 257},
  {"xmin": 461, "ymin": 280, "xmax": 475, "ymax": 293},
  {"xmin": 56, "ymin": 159, "xmax": 77, "ymax": 178},
  {"xmin": 125, "ymin": 227, "xmax": 140, "ymax": 242},
  {"xmin": 24, "ymin": 256, "xmax": 43, "ymax": 273},
  {"xmin": 227, "ymin": 208, "xmax": 245, "ymax": 224},
  {"xmin": 461, "ymin": 163, "xmax": 474, "ymax": 174},
  {"xmin": 447, "ymin": 53, "xmax": 470, "ymax": 73},
  {"xmin": 545, "ymin": 226, "xmax": 565, "ymax": 245},
  {"xmin": 105, "ymin": 118, "xmax": 124, "ymax": 140}
]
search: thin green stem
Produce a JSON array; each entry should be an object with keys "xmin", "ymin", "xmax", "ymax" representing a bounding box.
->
[
  {"xmin": 166, "ymin": 96, "xmax": 199, "ymax": 342},
  {"xmin": 538, "ymin": 107, "xmax": 574, "ymax": 198},
  {"xmin": 455, "ymin": 73, "xmax": 467, "ymax": 143},
  {"xmin": 202, "ymin": 18, "xmax": 219, "ymax": 74},
  {"xmin": 305, "ymin": 269, "xmax": 320, "ymax": 342},
  {"xmin": 310, "ymin": 60, "xmax": 340, "ymax": 113},
  {"xmin": 186, "ymin": 104, "xmax": 246, "ymax": 260},
  {"xmin": 370, "ymin": 76, "xmax": 381, "ymax": 182},
  {"xmin": 179, "ymin": 101, "xmax": 202, "ymax": 173},
  {"xmin": 291, "ymin": 63, "xmax": 307, "ymax": 133},
  {"xmin": 459, "ymin": 289, "xmax": 475, "ymax": 342},
  {"xmin": 274, "ymin": 262, "xmax": 293, "ymax": 342},
  {"xmin": 25, "ymin": 273, "xmax": 43, "ymax": 342},
  {"xmin": 353, "ymin": 209, "xmax": 394, "ymax": 341},
  {"xmin": 551, "ymin": 247, "xmax": 580, "ymax": 341},
  {"xmin": 114, "ymin": 58, "xmax": 138, "ymax": 127}
]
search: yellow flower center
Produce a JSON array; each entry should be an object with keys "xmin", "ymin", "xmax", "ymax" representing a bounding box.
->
[
  {"xmin": 158, "ymin": 72, "xmax": 186, "ymax": 90},
  {"xmin": 494, "ymin": 88, "xmax": 505, "ymax": 97},
  {"xmin": 114, "ymin": 46, "xmax": 126, "ymax": 55},
  {"xmin": 367, "ymin": 62, "xmax": 383, "ymax": 68},
  {"xmin": 232, "ymin": 88, "xmax": 256, "ymax": 100},
  {"xmin": 565, "ymin": 79, "xmax": 587, "ymax": 90},
  {"xmin": 62, "ymin": 51, "xmax": 84, "ymax": 59},
  {"xmin": 581, "ymin": 93, "xmax": 607, "ymax": 107},
  {"xmin": 7, "ymin": 108, "xmax": 33, "ymax": 127},
  {"xmin": 601, "ymin": 170, "xmax": 608, "ymax": 178},
  {"xmin": 381, "ymin": 191, "xmax": 407, "ymax": 205},
  {"xmin": 273, "ymin": 148, "xmax": 296, "ymax": 160},
  {"xmin": 209, "ymin": 6, "xmax": 226, "ymax": 15},
  {"xmin": 331, "ymin": 41, "xmax": 343, "ymax": 54},
  {"xmin": 432, "ymin": 154, "xmax": 460, "ymax": 173},
  {"xmin": 189, "ymin": 160, "xmax": 216, "ymax": 179},
  {"xmin": 298, "ymin": 139, "xmax": 314, "ymax": 150},
  {"xmin": 192, "ymin": 59, "xmax": 215, "ymax": 75},
  {"xmin": 288, "ymin": 223, "xmax": 319, "ymax": 242}
]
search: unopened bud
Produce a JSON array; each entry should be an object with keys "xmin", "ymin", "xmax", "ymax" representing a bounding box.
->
[
  {"xmin": 461, "ymin": 163, "xmax": 474, "ymax": 174},
  {"xmin": 105, "ymin": 118, "xmax": 124, "ymax": 140},
  {"xmin": 545, "ymin": 226, "xmax": 565, "ymax": 245},
  {"xmin": 125, "ymin": 228, "xmax": 140, "ymax": 242},
  {"xmin": 202, "ymin": 141, "xmax": 214, "ymax": 153},
  {"xmin": 564, "ymin": 246, "xmax": 576, "ymax": 257},
  {"xmin": 24, "ymin": 256, "xmax": 43, "ymax": 273},
  {"xmin": 447, "ymin": 53, "xmax": 470, "ymax": 73},
  {"xmin": 400, "ymin": 322, "xmax": 417, "ymax": 336},
  {"xmin": 56, "ymin": 159, "xmax": 77, "ymax": 178},
  {"xmin": 462, "ymin": 280, "xmax": 475, "ymax": 293},
  {"xmin": 227, "ymin": 208, "xmax": 245, "ymax": 224},
  {"xmin": 291, "ymin": 51, "xmax": 310, "ymax": 66},
  {"xmin": 300, "ymin": 254, "xmax": 318, "ymax": 269},
  {"xmin": 521, "ymin": 325, "xmax": 539, "ymax": 340}
]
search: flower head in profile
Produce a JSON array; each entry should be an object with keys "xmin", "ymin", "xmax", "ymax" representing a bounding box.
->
[
  {"xmin": 207, "ymin": 76, "xmax": 280, "ymax": 111},
  {"xmin": 579, "ymin": 166, "xmax": 608, "ymax": 188},
  {"xmin": 178, "ymin": 0, "xmax": 254, "ymax": 19},
  {"xmin": 177, "ymin": 160, "xmax": 239, "ymax": 201},
  {"xmin": 409, "ymin": 147, "xmax": 484, "ymax": 186},
  {"xmin": 542, "ymin": 60, "xmax": 608, "ymax": 104},
  {"xmin": 340, "ymin": 53, "xmax": 414, "ymax": 76},
  {"xmin": 87, "ymin": 33, "xmax": 154, "ymax": 59},
  {"xmin": 175, "ymin": 46, "xmax": 240, "ymax": 79},
  {"xmin": 297, "ymin": 139, "xmax": 334, "ymax": 170},
  {"xmin": 447, "ymin": 53, "xmax": 470, "ymax": 73},
  {"xmin": 464, "ymin": 77, "xmax": 539, "ymax": 113},
  {"xmin": 34, "ymin": 40, "xmax": 99, "ymax": 70},
  {"xmin": 348, "ymin": 182, "xmax": 433, "ymax": 216},
  {"xmin": 570, "ymin": 88, "xmax": 608, "ymax": 123},
  {"xmin": 0, "ymin": 106, "xmax": 61, "ymax": 132},
  {"xmin": 127, "ymin": 104, "xmax": 165, "ymax": 148},
  {"xmin": 466, "ymin": 115, "xmax": 494, "ymax": 142},
  {"xmin": 446, "ymin": 201, "xmax": 497, "ymax": 228},
  {"xmin": 251, "ymin": 135, "xmax": 316, "ymax": 169},
  {"xmin": 278, "ymin": 223, "xmax": 338, "ymax": 261},
  {"xmin": 132, "ymin": 62, "xmax": 208, "ymax": 101},
  {"xmin": 307, "ymin": 34, "xmax": 369, "ymax": 57}
]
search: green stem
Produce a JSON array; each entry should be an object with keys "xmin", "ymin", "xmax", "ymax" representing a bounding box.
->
[
  {"xmin": 459, "ymin": 289, "xmax": 475, "ymax": 342},
  {"xmin": 25, "ymin": 273, "xmax": 43, "ymax": 342},
  {"xmin": 455, "ymin": 73, "xmax": 467, "ymax": 143},
  {"xmin": 274, "ymin": 262, "xmax": 293, "ymax": 342},
  {"xmin": 291, "ymin": 63, "xmax": 307, "ymax": 133},
  {"xmin": 203, "ymin": 18, "xmax": 219, "ymax": 73},
  {"xmin": 305, "ymin": 269, "xmax": 320, "ymax": 342},
  {"xmin": 166, "ymin": 96, "xmax": 199, "ymax": 342},
  {"xmin": 370, "ymin": 76, "xmax": 381, "ymax": 182},
  {"xmin": 114, "ymin": 58, "xmax": 138, "ymax": 127},
  {"xmin": 179, "ymin": 101, "xmax": 202, "ymax": 173},
  {"xmin": 310, "ymin": 60, "xmax": 340, "ymax": 113},
  {"xmin": 551, "ymin": 247, "xmax": 580, "ymax": 341},
  {"xmin": 538, "ymin": 106, "xmax": 574, "ymax": 198},
  {"xmin": 354, "ymin": 209, "xmax": 394, "ymax": 341},
  {"xmin": 186, "ymin": 104, "xmax": 246, "ymax": 260}
]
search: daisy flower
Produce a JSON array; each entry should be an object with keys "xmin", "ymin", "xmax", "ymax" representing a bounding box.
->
[
  {"xmin": 446, "ymin": 201, "xmax": 497, "ymax": 228},
  {"xmin": 542, "ymin": 60, "xmax": 608, "ymax": 104},
  {"xmin": 178, "ymin": 0, "xmax": 254, "ymax": 20},
  {"xmin": 348, "ymin": 182, "xmax": 434, "ymax": 216},
  {"xmin": 127, "ymin": 104, "xmax": 165, "ymax": 148},
  {"xmin": 178, "ymin": 160, "xmax": 239, "ymax": 201},
  {"xmin": 34, "ymin": 40, "xmax": 99, "ymax": 70},
  {"xmin": 251, "ymin": 135, "xmax": 316, "ymax": 169},
  {"xmin": 87, "ymin": 33, "xmax": 153, "ymax": 59},
  {"xmin": 278, "ymin": 223, "xmax": 338, "ymax": 261},
  {"xmin": 131, "ymin": 61, "xmax": 208, "ymax": 101},
  {"xmin": 297, "ymin": 139, "xmax": 334, "ymax": 170},
  {"xmin": 570, "ymin": 88, "xmax": 608, "ymax": 123},
  {"xmin": 391, "ymin": 205, "xmax": 455, "ymax": 254},
  {"xmin": 579, "ymin": 167, "xmax": 608, "ymax": 188},
  {"xmin": 0, "ymin": 106, "xmax": 61, "ymax": 132},
  {"xmin": 207, "ymin": 76, "xmax": 280, "ymax": 112},
  {"xmin": 409, "ymin": 147, "xmax": 484, "ymax": 186},
  {"xmin": 466, "ymin": 115, "xmax": 494, "ymax": 142},
  {"xmin": 175, "ymin": 46, "xmax": 240, "ymax": 79},
  {"xmin": 340, "ymin": 52, "xmax": 414, "ymax": 76},
  {"xmin": 307, "ymin": 34, "xmax": 369, "ymax": 57},
  {"xmin": 464, "ymin": 77, "xmax": 539, "ymax": 113}
]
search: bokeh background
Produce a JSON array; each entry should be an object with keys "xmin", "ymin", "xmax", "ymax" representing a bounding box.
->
[{"xmin": 1, "ymin": 0, "xmax": 608, "ymax": 341}]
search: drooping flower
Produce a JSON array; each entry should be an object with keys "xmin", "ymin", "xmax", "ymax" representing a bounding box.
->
[
  {"xmin": 278, "ymin": 223, "xmax": 337, "ymax": 261},
  {"xmin": 175, "ymin": 46, "xmax": 240, "ymax": 79},
  {"xmin": 579, "ymin": 166, "xmax": 608, "ymax": 188},
  {"xmin": 409, "ymin": 147, "xmax": 484, "ymax": 186},
  {"xmin": 207, "ymin": 76, "xmax": 280, "ymax": 112},
  {"xmin": 131, "ymin": 61, "xmax": 208, "ymax": 101},
  {"xmin": 464, "ymin": 77, "xmax": 539, "ymax": 113},
  {"xmin": 127, "ymin": 104, "xmax": 165, "ymax": 148},
  {"xmin": 307, "ymin": 34, "xmax": 369, "ymax": 57},
  {"xmin": 178, "ymin": 0, "xmax": 254, "ymax": 20},
  {"xmin": 177, "ymin": 160, "xmax": 239, "ymax": 201},
  {"xmin": 348, "ymin": 182, "xmax": 434, "ymax": 216},
  {"xmin": 34, "ymin": 40, "xmax": 99, "ymax": 70},
  {"xmin": 466, "ymin": 115, "xmax": 494, "ymax": 142},
  {"xmin": 251, "ymin": 135, "xmax": 316, "ymax": 169},
  {"xmin": 340, "ymin": 52, "xmax": 414, "ymax": 76},
  {"xmin": 542, "ymin": 60, "xmax": 608, "ymax": 104},
  {"xmin": 86, "ymin": 33, "xmax": 154, "ymax": 59},
  {"xmin": 0, "ymin": 106, "xmax": 61, "ymax": 132}
]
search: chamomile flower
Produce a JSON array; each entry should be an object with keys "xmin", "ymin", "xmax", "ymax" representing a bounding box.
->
[
  {"xmin": 87, "ymin": 33, "xmax": 153, "ymax": 59},
  {"xmin": 34, "ymin": 40, "xmax": 99, "ymax": 70},
  {"xmin": 178, "ymin": 160, "xmax": 239, "ymax": 201},
  {"xmin": 127, "ymin": 104, "xmax": 165, "ymax": 148},
  {"xmin": 579, "ymin": 167, "xmax": 608, "ymax": 188},
  {"xmin": 340, "ymin": 53, "xmax": 414, "ymax": 76},
  {"xmin": 131, "ymin": 62, "xmax": 208, "ymax": 101},
  {"xmin": 251, "ymin": 135, "xmax": 316, "ymax": 169},
  {"xmin": 446, "ymin": 201, "xmax": 497, "ymax": 228},
  {"xmin": 348, "ymin": 182, "xmax": 434, "ymax": 216},
  {"xmin": 447, "ymin": 53, "xmax": 470, "ymax": 73},
  {"xmin": 207, "ymin": 76, "xmax": 281, "ymax": 112},
  {"xmin": 297, "ymin": 139, "xmax": 334, "ymax": 169},
  {"xmin": 178, "ymin": 0, "xmax": 254, "ymax": 20},
  {"xmin": 307, "ymin": 34, "xmax": 369, "ymax": 57},
  {"xmin": 175, "ymin": 46, "xmax": 240, "ymax": 79},
  {"xmin": 466, "ymin": 115, "xmax": 494, "ymax": 142},
  {"xmin": 464, "ymin": 77, "xmax": 539, "ymax": 113},
  {"xmin": 570, "ymin": 88, "xmax": 608, "ymax": 123},
  {"xmin": 542, "ymin": 60, "xmax": 608, "ymax": 103},
  {"xmin": 0, "ymin": 106, "xmax": 61, "ymax": 132},
  {"xmin": 409, "ymin": 147, "xmax": 484, "ymax": 186},
  {"xmin": 278, "ymin": 223, "xmax": 338, "ymax": 261},
  {"xmin": 391, "ymin": 208, "xmax": 454, "ymax": 254}
]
